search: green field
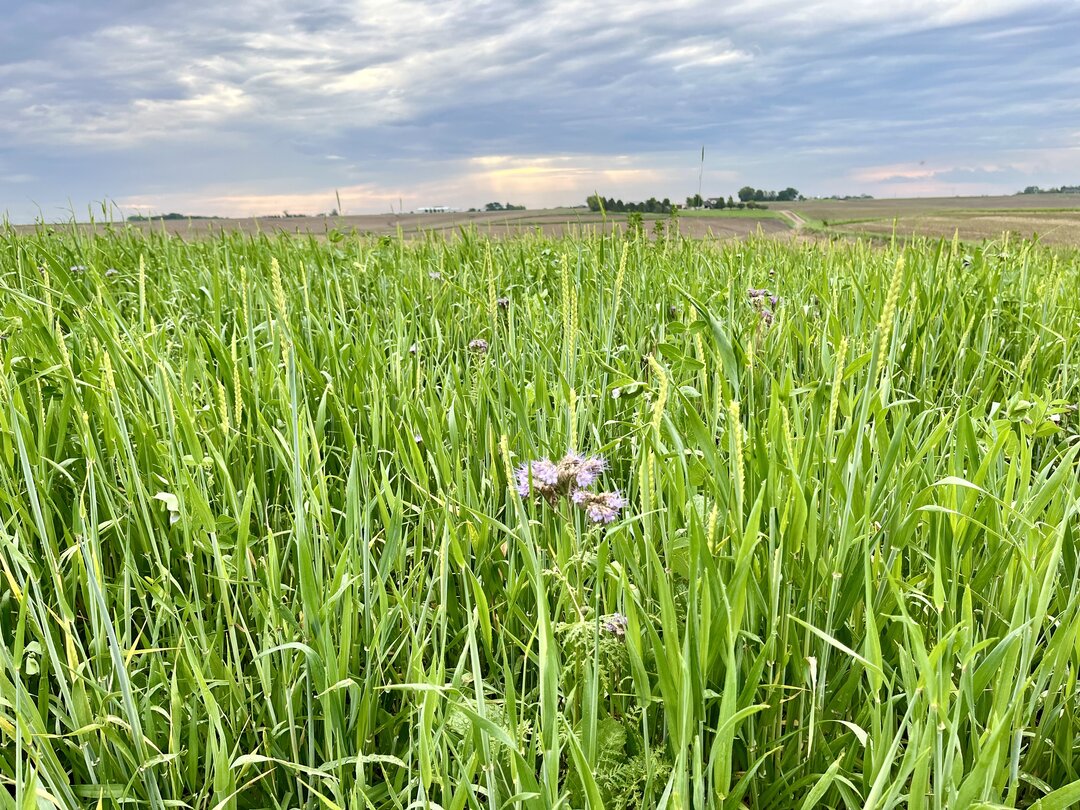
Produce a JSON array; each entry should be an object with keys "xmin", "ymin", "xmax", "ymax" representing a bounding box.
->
[{"xmin": 2, "ymin": 226, "xmax": 1080, "ymax": 808}]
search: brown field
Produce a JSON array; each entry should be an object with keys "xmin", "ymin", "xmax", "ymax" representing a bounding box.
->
[
  {"xmin": 13, "ymin": 195, "xmax": 1080, "ymax": 246},
  {"xmin": 830, "ymin": 211, "xmax": 1080, "ymax": 246},
  {"xmin": 15, "ymin": 207, "xmax": 787, "ymax": 240},
  {"xmin": 786, "ymin": 194, "xmax": 1080, "ymax": 247},
  {"xmin": 786, "ymin": 193, "xmax": 1080, "ymax": 220}
]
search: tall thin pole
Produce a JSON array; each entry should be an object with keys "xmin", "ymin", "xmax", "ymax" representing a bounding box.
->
[{"xmin": 697, "ymin": 146, "xmax": 705, "ymax": 205}]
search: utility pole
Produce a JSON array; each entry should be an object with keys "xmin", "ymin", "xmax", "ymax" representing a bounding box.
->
[{"xmin": 697, "ymin": 145, "xmax": 705, "ymax": 206}]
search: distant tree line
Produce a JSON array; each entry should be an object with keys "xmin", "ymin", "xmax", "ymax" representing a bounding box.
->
[
  {"xmin": 484, "ymin": 202, "xmax": 526, "ymax": 211},
  {"xmin": 1019, "ymin": 185, "xmax": 1080, "ymax": 195},
  {"xmin": 127, "ymin": 212, "xmax": 209, "ymax": 221},
  {"xmin": 683, "ymin": 187, "xmax": 803, "ymax": 210},
  {"xmin": 737, "ymin": 186, "xmax": 803, "ymax": 202},
  {"xmin": 586, "ymin": 195, "xmax": 674, "ymax": 213}
]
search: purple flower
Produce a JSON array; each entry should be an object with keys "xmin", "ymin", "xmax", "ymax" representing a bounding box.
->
[
  {"xmin": 518, "ymin": 450, "xmax": 617, "ymax": 511},
  {"xmin": 516, "ymin": 458, "xmax": 559, "ymax": 498},
  {"xmin": 70, "ymin": 264, "xmax": 87, "ymax": 274},
  {"xmin": 769, "ymin": 295, "xmax": 779, "ymax": 307},
  {"xmin": 574, "ymin": 455, "xmax": 606, "ymax": 488},
  {"xmin": 468, "ymin": 338, "xmax": 489, "ymax": 353},
  {"xmin": 760, "ymin": 309, "xmax": 774, "ymax": 327},
  {"xmin": 555, "ymin": 451, "xmax": 607, "ymax": 489},
  {"xmin": 748, "ymin": 287, "xmax": 769, "ymax": 300},
  {"xmin": 602, "ymin": 612, "xmax": 629, "ymax": 638},
  {"xmin": 574, "ymin": 490, "xmax": 627, "ymax": 525},
  {"xmin": 496, "ymin": 296, "xmax": 510, "ymax": 309}
]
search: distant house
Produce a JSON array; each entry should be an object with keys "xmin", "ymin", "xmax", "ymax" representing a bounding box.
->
[
  {"xmin": 416, "ymin": 206, "xmax": 454, "ymax": 213},
  {"xmin": 704, "ymin": 198, "xmax": 726, "ymax": 209}
]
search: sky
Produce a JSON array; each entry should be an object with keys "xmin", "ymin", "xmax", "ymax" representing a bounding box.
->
[{"xmin": 1, "ymin": 0, "xmax": 1079, "ymax": 221}]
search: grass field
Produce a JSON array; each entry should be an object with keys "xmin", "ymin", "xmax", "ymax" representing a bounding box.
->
[{"xmin": 2, "ymin": 224, "xmax": 1080, "ymax": 808}]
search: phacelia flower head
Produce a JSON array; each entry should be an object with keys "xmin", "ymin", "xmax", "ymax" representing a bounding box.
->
[
  {"xmin": 760, "ymin": 309, "xmax": 774, "ymax": 327},
  {"xmin": 602, "ymin": 612, "xmax": 629, "ymax": 638},
  {"xmin": 556, "ymin": 451, "xmax": 607, "ymax": 489},
  {"xmin": 573, "ymin": 455, "xmax": 606, "ymax": 488},
  {"xmin": 468, "ymin": 338, "xmax": 489, "ymax": 354},
  {"xmin": 496, "ymin": 296, "xmax": 510, "ymax": 310},
  {"xmin": 516, "ymin": 458, "xmax": 559, "ymax": 498},
  {"xmin": 517, "ymin": 449, "xmax": 619, "ymax": 514},
  {"xmin": 574, "ymin": 490, "xmax": 627, "ymax": 525}
]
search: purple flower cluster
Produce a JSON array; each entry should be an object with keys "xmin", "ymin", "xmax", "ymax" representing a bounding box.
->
[
  {"xmin": 515, "ymin": 451, "xmax": 625, "ymax": 524},
  {"xmin": 515, "ymin": 457, "xmax": 560, "ymax": 498},
  {"xmin": 748, "ymin": 287, "xmax": 779, "ymax": 327},
  {"xmin": 572, "ymin": 489, "xmax": 628, "ymax": 525},
  {"xmin": 602, "ymin": 612, "xmax": 629, "ymax": 638},
  {"xmin": 468, "ymin": 338, "xmax": 489, "ymax": 354}
]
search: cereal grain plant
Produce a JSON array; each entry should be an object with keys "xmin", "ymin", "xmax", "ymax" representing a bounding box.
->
[{"xmin": 1, "ymin": 225, "xmax": 1079, "ymax": 809}]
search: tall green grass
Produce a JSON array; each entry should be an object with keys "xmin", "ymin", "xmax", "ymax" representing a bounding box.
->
[{"xmin": 1, "ymin": 224, "xmax": 1078, "ymax": 809}]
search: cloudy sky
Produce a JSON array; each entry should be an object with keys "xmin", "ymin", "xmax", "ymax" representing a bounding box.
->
[{"xmin": 1, "ymin": 0, "xmax": 1079, "ymax": 221}]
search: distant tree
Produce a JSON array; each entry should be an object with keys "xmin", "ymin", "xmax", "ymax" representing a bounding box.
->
[
  {"xmin": 485, "ymin": 202, "xmax": 505, "ymax": 211},
  {"xmin": 738, "ymin": 186, "xmax": 756, "ymax": 202},
  {"xmin": 686, "ymin": 193, "xmax": 703, "ymax": 208},
  {"xmin": 727, "ymin": 196, "xmax": 736, "ymax": 208},
  {"xmin": 715, "ymin": 197, "xmax": 726, "ymax": 209},
  {"xmin": 777, "ymin": 187, "xmax": 800, "ymax": 202},
  {"xmin": 586, "ymin": 195, "xmax": 602, "ymax": 212}
]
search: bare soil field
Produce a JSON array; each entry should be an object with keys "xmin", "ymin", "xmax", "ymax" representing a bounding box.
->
[
  {"xmin": 16, "ymin": 207, "xmax": 787, "ymax": 240},
  {"xmin": 834, "ymin": 211, "xmax": 1080, "ymax": 246},
  {"xmin": 15, "ymin": 195, "xmax": 1080, "ymax": 245},
  {"xmin": 785, "ymin": 194, "xmax": 1080, "ymax": 246},
  {"xmin": 786, "ymin": 193, "xmax": 1080, "ymax": 221}
]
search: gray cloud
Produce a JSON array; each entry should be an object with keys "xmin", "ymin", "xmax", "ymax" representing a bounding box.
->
[{"xmin": 2, "ymin": 0, "xmax": 1079, "ymax": 220}]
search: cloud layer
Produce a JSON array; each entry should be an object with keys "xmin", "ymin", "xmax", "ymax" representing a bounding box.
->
[{"xmin": 2, "ymin": 0, "xmax": 1079, "ymax": 220}]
